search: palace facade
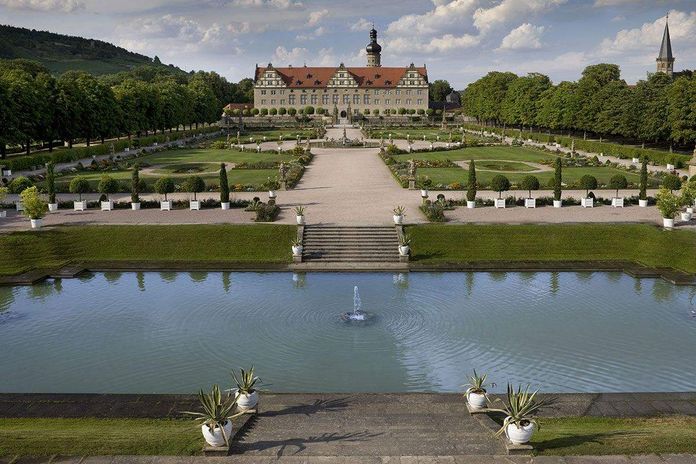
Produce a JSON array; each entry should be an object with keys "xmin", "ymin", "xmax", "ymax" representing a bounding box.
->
[{"xmin": 253, "ymin": 28, "xmax": 429, "ymax": 117}]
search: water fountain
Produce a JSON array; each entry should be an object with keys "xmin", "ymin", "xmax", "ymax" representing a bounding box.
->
[{"xmin": 340, "ymin": 286, "xmax": 374, "ymax": 323}]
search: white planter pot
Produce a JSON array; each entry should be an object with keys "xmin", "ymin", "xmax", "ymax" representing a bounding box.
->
[
  {"xmin": 0, "ymin": 211, "xmax": 6, "ymax": 218},
  {"xmin": 131, "ymin": 202, "xmax": 141, "ymax": 210},
  {"xmin": 632, "ymin": 158, "xmax": 640, "ymax": 164},
  {"xmin": 466, "ymin": 392, "xmax": 487, "ymax": 410},
  {"xmin": 399, "ymin": 245, "xmax": 410, "ymax": 256},
  {"xmin": 236, "ymin": 390, "xmax": 259, "ymax": 410},
  {"xmin": 466, "ymin": 200, "xmax": 476, "ymax": 209},
  {"xmin": 667, "ymin": 164, "xmax": 675, "ymax": 171},
  {"xmin": 420, "ymin": 189, "xmax": 428, "ymax": 198},
  {"xmin": 393, "ymin": 214, "xmax": 404, "ymax": 225},
  {"xmin": 2, "ymin": 169, "xmax": 11, "ymax": 176},
  {"xmin": 663, "ymin": 218, "xmax": 674, "ymax": 229},
  {"xmin": 296, "ymin": 215, "xmax": 305, "ymax": 225},
  {"xmin": 524, "ymin": 198, "xmax": 536, "ymax": 209},
  {"xmin": 581, "ymin": 198, "xmax": 594, "ymax": 208},
  {"xmin": 268, "ymin": 191, "xmax": 277, "ymax": 199},
  {"xmin": 681, "ymin": 212, "xmax": 692, "ymax": 222},
  {"xmin": 494, "ymin": 198, "xmax": 506, "ymax": 209},
  {"xmin": 190, "ymin": 200, "xmax": 201, "ymax": 211},
  {"xmin": 505, "ymin": 420, "xmax": 535, "ymax": 445},
  {"xmin": 101, "ymin": 200, "xmax": 113, "ymax": 211},
  {"xmin": 201, "ymin": 421, "xmax": 233, "ymax": 448},
  {"xmin": 160, "ymin": 200, "xmax": 172, "ymax": 211},
  {"xmin": 48, "ymin": 203, "xmax": 58, "ymax": 213},
  {"xmin": 687, "ymin": 207, "xmax": 694, "ymax": 214},
  {"xmin": 292, "ymin": 245, "xmax": 303, "ymax": 256},
  {"xmin": 221, "ymin": 202, "xmax": 230, "ymax": 210},
  {"xmin": 612, "ymin": 197, "xmax": 624, "ymax": 208},
  {"xmin": 639, "ymin": 199, "xmax": 648, "ymax": 208},
  {"xmin": 30, "ymin": 218, "xmax": 43, "ymax": 229},
  {"xmin": 15, "ymin": 201, "xmax": 23, "ymax": 211},
  {"xmin": 553, "ymin": 200, "xmax": 562, "ymax": 208},
  {"xmin": 73, "ymin": 200, "xmax": 87, "ymax": 211}
]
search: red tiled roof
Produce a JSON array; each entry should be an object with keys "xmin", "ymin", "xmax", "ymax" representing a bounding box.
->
[{"xmin": 254, "ymin": 66, "xmax": 428, "ymax": 89}]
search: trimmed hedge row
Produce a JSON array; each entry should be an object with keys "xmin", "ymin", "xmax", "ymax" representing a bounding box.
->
[{"xmin": 463, "ymin": 123, "xmax": 690, "ymax": 167}]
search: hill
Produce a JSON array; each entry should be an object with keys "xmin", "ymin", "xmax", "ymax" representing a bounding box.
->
[{"xmin": 0, "ymin": 24, "xmax": 183, "ymax": 75}]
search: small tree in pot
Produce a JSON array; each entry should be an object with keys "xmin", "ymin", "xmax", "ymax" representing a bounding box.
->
[
  {"xmin": 154, "ymin": 177, "xmax": 175, "ymax": 211},
  {"xmin": 609, "ymin": 174, "xmax": 628, "ymax": 208},
  {"xmin": 420, "ymin": 176, "xmax": 432, "ymax": 199},
  {"xmin": 219, "ymin": 163, "xmax": 230, "ymax": 210},
  {"xmin": 20, "ymin": 186, "xmax": 48, "ymax": 229},
  {"xmin": 663, "ymin": 174, "xmax": 682, "ymax": 193},
  {"xmin": 681, "ymin": 178, "xmax": 696, "ymax": 218},
  {"xmin": 184, "ymin": 175, "xmax": 205, "ymax": 210},
  {"xmin": 466, "ymin": 160, "xmax": 477, "ymax": 208},
  {"xmin": 183, "ymin": 384, "xmax": 243, "ymax": 448},
  {"xmin": 98, "ymin": 175, "xmax": 119, "ymax": 211},
  {"xmin": 553, "ymin": 157, "xmax": 562, "ymax": 208},
  {"xmin": 464, "ymin": 370, "xmax": 494, "ymax": 411},
  {"xmin": 579, "ymin": 175, "xmax": 597, "ymax": 208},
  {"xmin": 131, "ymin": 164, "xmax": 143, "ymax": 210},
  {"xmin": 69, "ymin": 176, "xmax": 90, "ymax": 211},
  {"xmin": 656, "ymin": 187, "xmax": 680, "ymax": 229},
  {"xmin": 520, "ymin": 175, "xmax": 539, "ymax": 208},
  {"xmin": 263, "ymin": 177, "xmax": 280, "ymax": 199},
  {"xmin": 490, "ymin": 384, "xmax": 551, "ymax": 445},
  {"xmin": 231, "ymin": 366, "xmax": 261, "ymax": 410},
  {"xmin": 490, "ymin": 174, "xmax": 510, "ymax": 208},
  {"xmin": 638, "ymin": 158, "xmax": 649, "ymax": 207},
  {"xmin": 46, "ymin": 162, "xmax": 58, "ymax": 212}
]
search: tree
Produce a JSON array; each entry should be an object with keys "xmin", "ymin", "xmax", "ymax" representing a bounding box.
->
[
  {"xmin": 154, "ymin": 177, "xmax": 175, "ymax": 201},
  {"xmin": 20, "ymin": 186, "xmax": 47, "ymax": 220},
  {"xmin": 662, "ymin": 174, "xmax": 682, "ymax": 193},
  {"xmin": 69, "ymin": 176, "xmax": 90, "ymax": 201},
  {"xmin": 219, "ymin": 163, "xmax": 229, "ymax": 204},
  {"xmin": 553, "ymin": 157, "xmax": 562, "ymax": 201},
  {"xmin": 184, "ymin": 175, "xmax": 205, "ymax": 201},
  {"xmin": 520, "ymin": 175, "xmax": 540, "ymax": 199},
  {"xmin": 579, "ymin": 175, "xmax": 598, "ymax": 197},
  {"xmin": 131, "ymin": 164, "xmax": 141, "ymax": 203},
  {"xmin": 98, "ymin": 175, "xmax": 120, "ymax": 201},
  {"xmin": 490, "ymin": 174, "xmax": 510, "ymax": 199},
  {"xmin": 46, "ymin": 162, "xmax": 56, "ymax": 204},
  {"xmin": 609, "ymin": 174, "xmax": 628, "ymax": 198},
  {"xmin": 666, "ymin": 76, "xmax": 696, "ymax": 146},
  {"xmin": 9, "ymin": 176, "xmax": 33, "ymax": 194},
  {"xmin": 466, "ymin": 160, "xmax": 477, "ymax": 202},
  {"xmin": 429, "ymin": 80, "xmax": 453, "ymax": 102},
  {"xmin": 500, "ymin": 73, "xmax": 550, "ymax": 128},
  {"xmin": 639, "ymin": 158, "xmax": 648, "ymax": 201}
]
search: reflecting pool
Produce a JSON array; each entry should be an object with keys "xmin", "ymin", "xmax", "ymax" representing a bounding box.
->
[{"xmin": 0, "ymin": 271, "xmax": 694, "ymax": 393}]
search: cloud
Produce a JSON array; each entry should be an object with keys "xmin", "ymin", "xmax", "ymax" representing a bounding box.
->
[
  {"xmin": 295, "ymin": 26, "xmax": 326, "ymax": 41},
  {"xmin": 593, "ymin": 0, "xmax": 641, "ymax": 6},
  {"xmin": 497, "ymin": 23, "xmax": 544, "ymax": 50},
  {"xmin": 473, "ymin": 0, "xmax": 567, "ymax": 32},
  {"xmin": 386, "ymin": 0, "xmax": 478, "ymax": 36},
  {"xmin": 230, "ymin": 0, "xmax": 303, "ymax": 9},
  {"xmin": 0, "ymin": 0, "xmax": 83, "ymax": 12},
  {"xmin": 386, "ymin": 33, "xmax": 480, "ymax": 54},
  {"xmin": 307, "ymin": 8, "xmax": 328, "ymax": 26},
  {"xmin": 350, "ymin": 17, "xmax": 371, "ymax": 32}
]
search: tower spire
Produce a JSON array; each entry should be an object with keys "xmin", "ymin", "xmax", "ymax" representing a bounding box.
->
[{"xmin": 656, "ymin": 14, "xmax": 674, "ymax": 77}]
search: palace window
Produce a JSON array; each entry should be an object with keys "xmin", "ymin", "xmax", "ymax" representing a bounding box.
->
[
  {"xmin": 363, "ymin": 94, "xmax": 370, "ymax": 105},
  {"xmin": 333, "ymin": 95, "xmax": 339, "ymax": 104},
  {"xmin": 396, "ymin": 90, "xmax": 401, "ymax": 95},
  {"xmin": 353, "ymin": 94, "xmax": 360, "ymax": 105},
  {"xmin": 406, "ymin": 99, "xmax": 412, "ymax": 105},
  {"xmin": 374, "ymin": 90, "xmax": 379, "ymax": 95},
  {"xmin": 406, "ymin": 90, "xmax": 411, "ymax": 95},
  {"xmin": 271, "ymin": 90, "xmax": 276, "ymax": 95},
  {"xmin": 311, "ymin": 95, "xmax": 318, "ymax": 105},
  {"xmin": 374, "ymin": 98, "xmax": 380, "ymax": 104},
  {"xmin": 261, "ymin": 90, "xmax": 267, "ymax": 95},
  {"xmin": 289, "ymin": 95, "xmax": 295, "ymax": 105},
  {"xmin": 396, "ymin": 99, "xmax": 401, "ymax": 105},
  {"xmin": 322, "ymin": 95, "xmax": 329, "ymax": 105},
  {"xmin": 261, "ymin": 99, "xmax": 266, "ymax": 104},
  {"xmin": 417, "ymin": 99, "xmax": 423, "ymax": 105},
  {"xmin": 417, "ymin": 89, "xmax": 423, "ymax": 95},
  {"xmin": 280, "ymin": 99, "xmax": 285, "ymax": 105},
  {"xmin": 385, "ymin": 98, "xmax": 390, "ymax": 105},
  {"xmin": 343, "ymin": 95, "xmax": 350, "ymax": 104},
  {"xmin": 300, "ymin": 95, "xmax": 307, "ymax": 104},
  {"xmin": 271, "ymin": 99, "xmax": 276, "ymax": 105}
]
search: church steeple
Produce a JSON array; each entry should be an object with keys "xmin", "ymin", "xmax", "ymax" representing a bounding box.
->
[
  {"xmin": 366, "ymin": 25, "xmax": 382, "ymax": 67},
  {"xmin": 656, "ymin": 14, "xmax": 675, "ymax": 77}
]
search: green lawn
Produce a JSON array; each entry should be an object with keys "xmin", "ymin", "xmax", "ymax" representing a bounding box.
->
[
  {"xmin": 534, "ymin": 416, "xmax": 696, "ymax": 455},
  {"xmin": 0, "ymin": 418, "xmax": 201, "ymax": 457},
  {"xmin": 476, "ymin": 160, "xmax": 538, "ymax": 172},
  {"xmin": 368, "ymin": 128, "xmax": 477, "ymax": 142},
  {"xmin": 0, "ymin": 225, "xmax": 296, "ymax": 277},
  {"xmin": 139, "ymin": 146, "xmax": 297, "ymax": 165},
  {"xmin": 407, "ymin": 224, "xmax": 696, "ymax": 274},
  {"xmin": 393, "ymin": 146, "xmax": 556, "ymax": 163}
]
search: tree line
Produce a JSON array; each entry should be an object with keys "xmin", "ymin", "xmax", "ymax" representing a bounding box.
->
[
  {"xmin": 0, "ymin": 59, "xmax": 254, "ymax": 159},
  {"xmin": 462, "ymin": 64, "xmax": 696, "ymax": 150}
]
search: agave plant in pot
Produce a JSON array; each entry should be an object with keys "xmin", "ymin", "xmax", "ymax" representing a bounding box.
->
[
  {"xmin": 183, "ymin": 384, "xmax": 243, "ymax": 448},
  {"xmin": 291, "ymin": 237, "xmax": 303, "ymax": 257},
  {"xmin": 490, "ymin": 383, "xmax": 551, "ymax": 445},
  {"xmin": 393, "ymin": 205, "xmax": 406, "ymax": 225},
  {"xmin": 398, "ymin": 233, "xmax": 411, "ymax": 256},
  {"xmin": 463, "ymin": 370, "xmax": 494, "ymax": 411},
  {"xmin": 295, "ymin": 205, "xmax": 306, "ymax": 225},
  {"xmin": 232, "ymin": 366, "xmax": 261, "ymax": 410}
]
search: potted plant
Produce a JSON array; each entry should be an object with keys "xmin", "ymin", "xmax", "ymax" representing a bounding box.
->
[
  {"xmin": 638, "ymin": 158, "xmax": 649, "ymax": 207},
  {"xmin": 553, "ymin": 158, "xmax": 562, "ymax": 208},
  {"xmin": 231, "ymin": 366, "xmax": 261, "ymax": 410},
  {"xmin": 46, "ymin": 162, "xmax": 58, "ymax": 212},
  {"xmin": 20, "ymin": 186, "xmax": 48, "ymax": 229},
  {"xmin": 579, "ymin": 175, "xmax": 597, "ymax": 208},
  {"xmin": 69, "ymin": 176, "xmax": 90, "ymax": 211},
  {"xmin": 295, "ymin": 205, "xmax": 306, "ymax": 225},
  {"xmin": 491, "ymin": 174, "xmax": 510, "ymax": 209},
  {"xmin": 219, "ymin": 163, "xmax": 230, "ymax": 210},
  {"xmin": 398, "ymin": 233, "xmax": 411, "ymax": 256},
  {"xmin": 98, "ymin": 175, "xmax": 119, "ymax": 211},
  {"xmin": 154, "ymin": 177, "xmax": 175, "ymax": 211},
  {"xmin": 393, "ymin": 205, "xmax": 405, "ymax": 225},
  {"xmin": 463, "ymin": 370, "xmax": 494, "ymax": 411},
  {"xmin": 263, "ymin": 177, "xmax": 280, "ymax": 199},
  {"xmin": 183, "ymin": 385, "xmax": 242, "ymax": 448},
  {"xmin": 609, "ymin": 174, "xmax": 628, "ymax": 208},
  {"xmin": 420, "ymin": 176, "xmax": 432, "ymax": 199},
  {"xmin": 184, "ymin": 176, "xmax": 205, "ymax": 210},
  {"xmin": 656, "ymin": 187, "xmax": 680, "ymax": 229},
  {"xmin": 663, "ymin": 174, "xmax": 682, "ymax": 193},
  {"xmin": 520, "ymin": 175, "xmax": 539, "ymax": 208},
  {"xmin": 0, "ymin": 186, "xmax": 8, "ymax": 218},
  {"xmin": 466, "ymin": 160, "xmax": 477, "ymax": 209},
  {"xmin": 131, "ymin": 164, "xmax": 142, "ymax": 210},
  {"xmin": 490, "ymin": 384, "xmax": 550, "ymax": 445},
  {"xmin": 682, "ymin": 178, "xmax": 696, "ymax": 216},
  {"xmin": 291, "ymin": 237, "xmax": 303, "ymax": 256}
]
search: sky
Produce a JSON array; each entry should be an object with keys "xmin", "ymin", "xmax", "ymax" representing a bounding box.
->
[{"xmin": 1, "ymin": 0, "xmax": 695, "ymax": 89}]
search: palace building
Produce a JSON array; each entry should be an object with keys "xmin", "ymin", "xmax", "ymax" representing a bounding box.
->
[{"xmin": 253, "ymin": 27, "xmax": 429, "ymax": 118}]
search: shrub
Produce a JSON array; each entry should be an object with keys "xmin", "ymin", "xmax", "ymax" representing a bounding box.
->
[
  {"xmin": 278, "ymin": 107, "xmax": 287, "ymax": 115},
  {"xmin": 260, "ymin": 108, "xmax": 268, "ymax": 116},
  {"xmin": 131, "ymin": 165, "xmax": 142, "ymax": 203},
  {"xmin": 98, "ymin": 175, "xmax": 120, "ymax": 199},
  {"xmin": 269, "ymin": 108, "xmax": 277, "ymax": 116},
  {"xmin": 219, "ymin": 163, "xmax": 229, "ymax": 203},
  {"xmin": 183, "ymin": 176, "xmax": 206, "ymax": 201},
  {"xmin": 254, "ymin": 202, "xmax": 280, "ymax": 222},
  {"xmin": 639, "ymin": 158, "xmax": 648, "ymax": 200},
  {"xmin": 490, "ymin": 174, "xmax": 511, "ymax": 199},
  {"xmin": 9, "ymin": 176, "xmax": 33, "ymax": 194},
  {"xmin": 69, "ymin": 176, "xmax": 91, "ymax": 200},
  {"xmin": 154, "ymin": 177, "xmax": 175, "ymax": 201},
  {"xmin": 288, "ymin": 108, "xmax": 297, "ymax": 116},
  {"xmin": 467, "ymin": 160, "xmax": 477, "ymax": 202},
  {"xmin": 553, "ymin": 157, "xmax": 562, "ymax": 201},
  {"xmin": 20, "ymin": 186, "xmax": 47, "ymax": 220},
  {"xmin": 579, "ymin": 175, "xmax": 598, "ymax": 197},
  {"xmin": 420, "ymin": 202, "xmax": 446, "ymax": 222},
  {"xmin": 373, "ymin": 109, "xmax": 380, "ymax": 115},
  {"xmin": 46, "ymin": 162, "xmax": 56, "ymax": 204},
  {"xmin": 609, "ymin": 174, "xmax": 628, "ymax": 198},
  {"xmin": 417, "ymin": 109, "xmax": 425, "ymax": 115},
  {"xmin": 252, "ymin": 108, "xmax": 260, "ymax": 116},
  {"xmin": 304, "ymin": 106, "xmax": 315, "ymax": 115},
  {"xmin": 663, "ymin": 174, "xmax": 682, "ymax": 192},
  {"xmin": 656, "ymin": 188, "xmax": 680, "ymax": 219}
]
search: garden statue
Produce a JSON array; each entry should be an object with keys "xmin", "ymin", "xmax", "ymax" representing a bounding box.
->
[
  {"xmin": 571, "ymin": 139, "xmax": 575, "ymax": 154},
  {"xmin": 279, "ymin": 162, "xmax": 289, "ymax": 190},
  {"xmin": 408, "ymin": 159, "xmax": 417, "ymax": 190},
  {"xmin": 109, "ymin": 143, "xmax": 115, "ymax": 155},
  {"xmin": 237, "ymin": 131, "xmax": 240, "ymax": 146}
]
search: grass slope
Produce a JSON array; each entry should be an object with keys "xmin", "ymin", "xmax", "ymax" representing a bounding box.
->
[
  {"xmin": 0, "ymin": 225, "xmax": 296, "ymax": 276},
  {"xmin": 393, "ymin": 146, "xmax": 556, "ymax": 162},
  {"xmin": 534, "ymin": 416, "xmax": 696, "ymax": 455},
  {"xmin": 407, "ymin": 224, "xmax": 696, "ymax": 273},
  {"xmin": 0, "ymin": 418, "xmax": 200, "ymax": 457}
]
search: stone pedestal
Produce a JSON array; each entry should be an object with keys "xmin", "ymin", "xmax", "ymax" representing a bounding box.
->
[{"xmin": 408, "ymin": 179, "xmax": 416, "ymax": 190}]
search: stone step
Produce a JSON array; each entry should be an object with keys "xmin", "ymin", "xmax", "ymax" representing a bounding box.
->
[{"xmin": 301, "ymin": 226, "xmax": 401, "ymax": 264}]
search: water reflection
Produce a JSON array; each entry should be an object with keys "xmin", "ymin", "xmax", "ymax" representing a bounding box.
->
[
  {"xmin": 550, "ymin": 272, "xmax": 559, "ymax": 296},
  {"xmin": 137, "ymin": 272, "xmax": 145, "ymax": 292},
  {"xmin": 159, "ymin": 272, "xmax": 176, "ymax": 283},
  {"xmin": 292, "ymin": 273, "xmax": 306, "ymax": 288},
  {"xmin": 222, "ymin": 272, "xmax": 231, "ymax": 293},
  {"xmin": 104, "ymin": 272, "xmax": 122, "ymax": 284},
  {"xmin": 393, "ymin": 273, "xmax": 409, "ymax": 289},
  {"xmin": 465, "ymin": 272, "xmax": 474, "ymax": 296},
  {"xmin": 489, "ymin": 272, "xmax": 507, "ymax": 282},
  {"xmin": 189, "ymin": 272, "xmax": 207, "ymax": 283}
]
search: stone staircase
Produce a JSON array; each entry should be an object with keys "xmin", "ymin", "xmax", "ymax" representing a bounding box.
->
[{"xmin": 302, "ymin": 226, "xmax": 400, "ymax": 263}]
